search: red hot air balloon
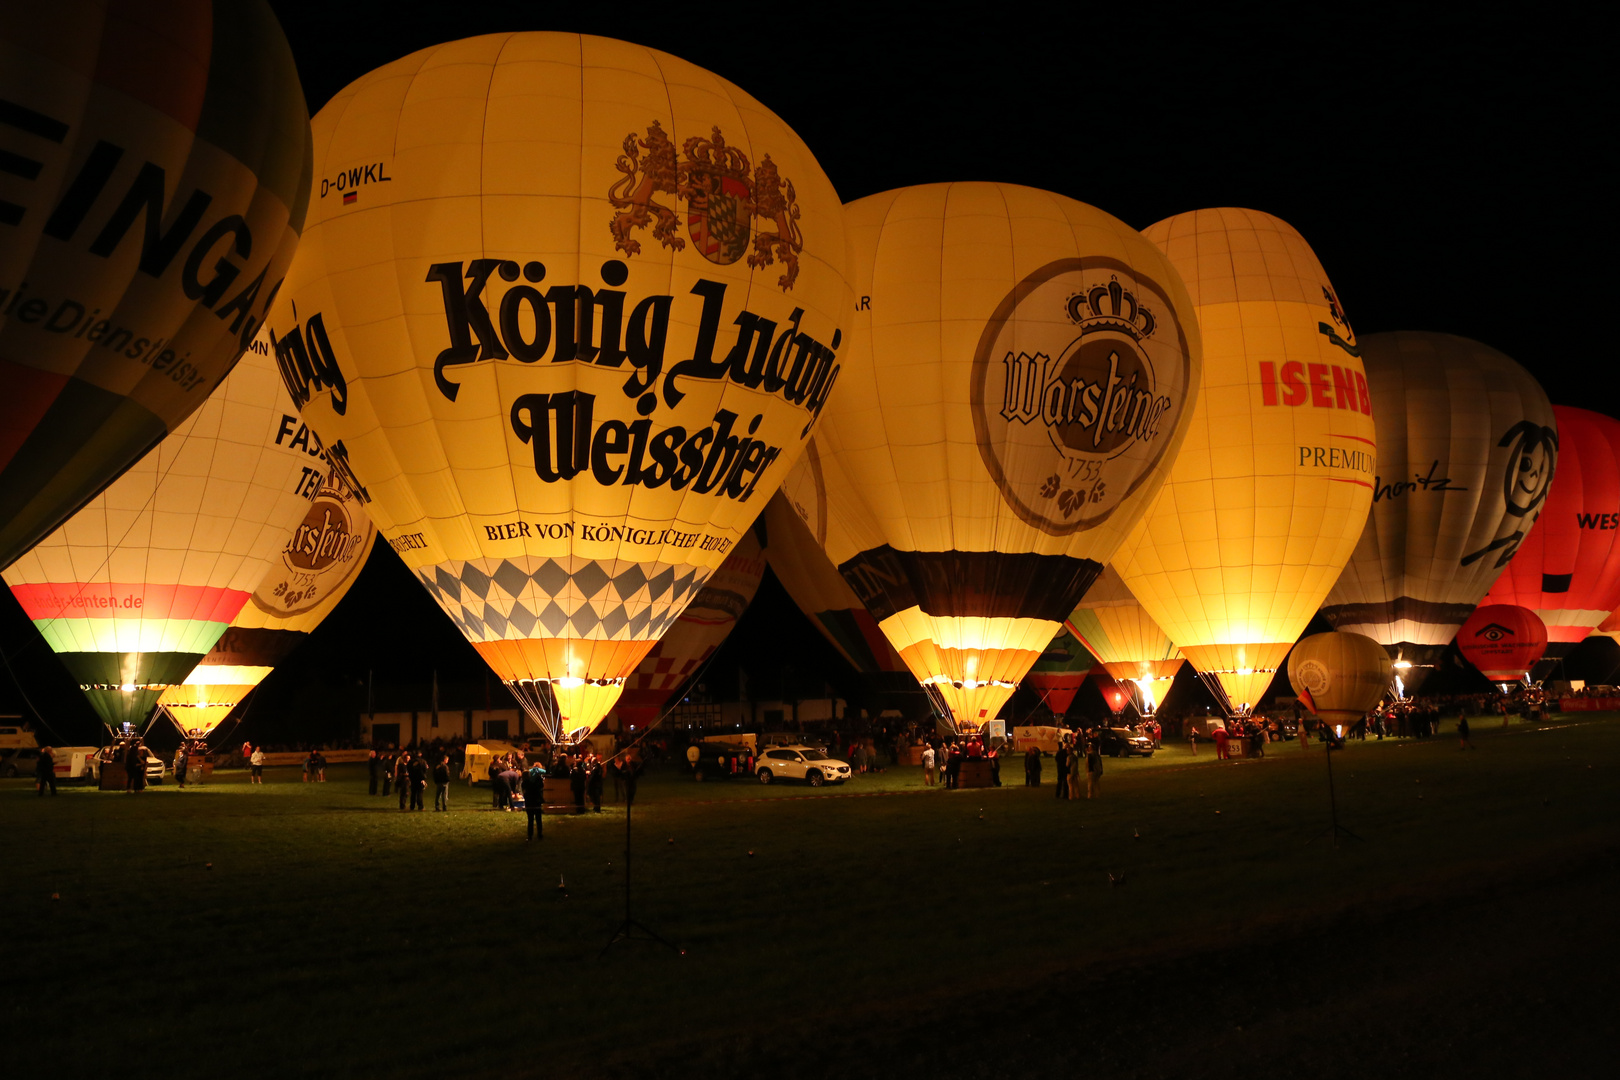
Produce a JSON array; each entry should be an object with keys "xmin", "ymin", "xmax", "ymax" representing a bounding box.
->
[
  {"xmin": 1482, "ymin": 407, "xmax": 1620, "ymax": 656},
  {"xmin": 1457, "ymin": 604, "xmax": 1548, "ymax": 685}
]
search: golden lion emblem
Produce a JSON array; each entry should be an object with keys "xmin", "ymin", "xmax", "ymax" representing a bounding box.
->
[{"xmin": 608, "ymin": 121, "xmax": 803, "ymax": 291}]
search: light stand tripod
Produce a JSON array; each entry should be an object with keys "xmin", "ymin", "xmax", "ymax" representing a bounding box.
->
[
  {"xmin": 600, "ymin": 782, "xmax": 680, "ymax": 957},
  {"xmin": 1317, "ymin": 733, "xmax": 1363, "ymax": 848}
]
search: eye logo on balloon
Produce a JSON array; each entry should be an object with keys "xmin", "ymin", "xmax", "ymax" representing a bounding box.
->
[
  {"xmin": 1474, "ymin": 622, "xmax": 1516, "ymax": 643},
  {"xmin": 971, "ymin": 262, "xmax": 1192, "ymax": 534},
  {"xmin": 609, "ymin": 122, "xmax": 804, "ymax": 290}
]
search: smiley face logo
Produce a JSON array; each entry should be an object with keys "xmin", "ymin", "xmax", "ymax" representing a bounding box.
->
[{"xmin": 1499, "ymin": 420, "xmax": 1557, "ymax": 518}]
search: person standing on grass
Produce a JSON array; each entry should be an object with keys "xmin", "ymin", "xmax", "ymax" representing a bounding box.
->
[
  {"xmin": 380, "ymin": 750, "xmax": 394, "ymax": 797},
  {"xmin": 125, "ymin": 742, "xmax": 145, "ymax": 793},
  {"xmin": 1458, "ymin": 715, "xmax": 1474, "ymax": 750},
  {"xmin": 498, "ymin": 759, "xmax": 523, "ymax": 813},
  {"xmin": 1070, "ymin": 736, "xmax": 1082, "ymax": 794},
  {"xmin": 1086, "ymin": 740, "xmax": 1103, "ymax": 799},
  {"xmin": 570, "ymin": 754, "xmax": 588, "ymax": 814},
  {"xmin": 1054, "ymin": 741, "xmax": 1071, "ymax": 800},
  {"xmin": 36, "ymin": 746, "xmax": 56, "ymax": 796},
  {"xmin": 1024, "ymin": 746, "xmax": 1040, "ymax": 787},
  {"xmin": 368, "ymin": 749, "xmax": 380, "ymax": 795},
  {"xmin": 586, "ymin": 753, "xmax": 604, "ymax": 813},
  {"xmin": 396, "ymin": 752, "xmax": 412, "ymax": 811},
  {"xmin": 408, "ymin": 752, "xmax": 428, "ymax": 810},
  {"xmin": 1213, "ymin": 724, "xmax": 1229, "ymax": 760},
  {"xmin": 521, "ymin": 761, "xmax": 547, "ymax": 840},
  {"xmin": 315, "ymin": 749, "xmax": 327, "ymax": 782},
  {"xmin": 249, "ymin": 744, "xmax": 265, "ymax": 784},
  {"xmin": 921, "ymin": 743, "xmax": 936, "ymax": 786},
  {"xmin": 433, "ymin": 754, "xmax": 451, "ymax": 811}
]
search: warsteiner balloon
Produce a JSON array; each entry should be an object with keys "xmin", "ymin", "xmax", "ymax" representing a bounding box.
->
[
  {"xmin": 0, "ymin": 0, "xmax": 313, "ymax": 569},
  {"xmin": 267, "ymin": 34, "xmax": 851, "ymax": 742},
  {"xmin": 811, "ymin": 183, "xmax": 1202, "ymax": 734}
]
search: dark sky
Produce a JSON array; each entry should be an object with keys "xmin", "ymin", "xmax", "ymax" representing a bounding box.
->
[{"xmin": 3, "ymin": 3, "xmax": 1611, "ymax": 741}]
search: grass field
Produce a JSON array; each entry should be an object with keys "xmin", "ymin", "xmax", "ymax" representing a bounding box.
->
[{"xmin": 4, "ymin": 715, "xmax": 1618, "ymax": 1079}]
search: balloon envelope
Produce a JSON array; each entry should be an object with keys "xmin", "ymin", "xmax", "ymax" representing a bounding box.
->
[
  {"xmin": 1457, "ymin": 604, "xmax": 1547, "ymax": 683},
  {"xmin": 1481, "ymin": 407, "xmax": 1620, "ymax": 657},
  {"xmin": 1320, "ymin": 332, "xmax": 1557, "ymax": 681},
  {"xmin": 3, "ymin": 332, "xmax": 328, "ymax": 729},
  {"xmin": 813, "ymin": 182, "xmax": 1202, "ymax": 733},
  {"xmin": 1287, "ymin": 630, "xmax": 1392, "ymax": 726},
  {"xmin": 0, "ymin": 0, "xmax": 312, "ymax": 569},
  {"xmin": 156, "ymin": 474, "xmax": 376, "ymax": 737},
  {"xmin": 1022, "ymin": 628, "xmax": 1096, "ymax": 718},
  {"xmin": 1113, "ymin": 208, "xmax": 1377, "ymax": 716},
  {"xmin": 267, "ymin": 34, "xmax": 851, "ymax": 742},
  {"xmin": 614, "ymin": 526, "xmax": 765, "ymax": 729}
]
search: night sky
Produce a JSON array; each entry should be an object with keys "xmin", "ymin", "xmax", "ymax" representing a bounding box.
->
[{"xmin": 3, "ymin": 4, "xmax": 1611, "ymax": 743}]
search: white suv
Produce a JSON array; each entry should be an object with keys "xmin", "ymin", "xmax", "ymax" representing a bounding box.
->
[{"xmin": 756, "ymin": 745, "xmax": 851, "ymax": 787}]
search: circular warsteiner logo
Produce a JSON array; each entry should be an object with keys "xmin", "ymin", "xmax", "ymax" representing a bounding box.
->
[
  {"xmin": 971, "ymin": 258, "xmax": 1191, "ymax": 534},
  {"xmin": 252, "ymin": 483, "xmax": 373, "ymax": 617}
]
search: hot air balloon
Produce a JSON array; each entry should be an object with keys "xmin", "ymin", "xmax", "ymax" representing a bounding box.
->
[
  {"xmin": 811, "ymin": 183, "xmax": 1202, "ymax": 735},
  {"xmin": 0, "ymin": 0, "xmax": 313, "ymax": 569},
  {"xmin": 1320, "ymin": 333, "xmax": 1557, "ymax": 695},
  {"xmin": 1480, "ymin": 407, "xmax": 1620, "ymax": 657},
  {"xmin": 1022, "ymin": 628, "xmax": 1095, "ymax": 719},
  {"xmin": 2, "ymin": 330, "xmax": 331, "ymax": 735},
  {"xmin": 1065, "ymin": 564, "xmax": 1185, "ymax": 715},
  {"xmin": 155, "ymin": 471, "xmax": 376, "ymax": 739},
  {"xmin": 1113, "ymin": 208, "xmax": 1377, "ymax": 718},
  {"xmin": 1457, "ymin": 604, "xmax": 1547, "ymax": 687},
  {"xmin": 614, "ymin": 525, "xmax": 765, "ymax": 730},
  {"xmin": 266, "ymin": 34, "xmax": 851, "ymax": 744},
  {"xmin": 766, "ymin": 460, "xmax": 905, "ymax": 676},
  {"xmin": 1287, "ymin": 631, "xmax": 1392, "ymax": 734}
]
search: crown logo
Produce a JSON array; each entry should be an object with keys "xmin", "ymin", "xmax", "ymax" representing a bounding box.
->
[
  {"xmin": 681, "ymin": 127, "xmax": 750, "ymax": 182},
  {"xmin": 1066, "ymin": 278, "xmax": 1156, "ymax": 340}
]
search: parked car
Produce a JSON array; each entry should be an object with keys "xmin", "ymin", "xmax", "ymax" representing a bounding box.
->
[
  {"xmin": 90, "ymin": 745, "xmax": 167, "ymax": 784},
  {"xmin": 1098, "ymin": 728, "xmax": 1155, "ymax": 758},
  {"xmin": 756, "ymin": 745, "xmax": 851, "ymax": 786}
]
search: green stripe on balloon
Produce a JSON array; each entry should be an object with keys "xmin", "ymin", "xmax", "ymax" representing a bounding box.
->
[{"xmin": 33, "ymin": 620, "xmax": 233, "ymax": 657}]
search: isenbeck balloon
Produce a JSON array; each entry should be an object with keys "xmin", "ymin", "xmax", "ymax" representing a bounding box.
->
[
  {"xmin": 766, "ymin": 454, "xmax": 905, "ymax": 675},
  {"xmin": 1113, "ymin": 208, "xmax": 1377, "ymax": 717},
  {"xmin": 811, "ymin": 183, "xmax": 1202, "ymax": 734},
  {"xmin": 1320, "ymin": 333, "xmax": 1556, "ymax": 688},
  {"xmin": 1064, "ymin": 564, "xmax": 1184, "ymax": 715},
  {"xmin": 0, "ymin": 0, "xmax": 313, "ymax": 570},
  {"xmin": 1022, "ymin": 628, "xmax": 1095, "ymax": 719},
  {"xmin": 613, "ymin": 525, "xmax": 765, "ymax": 731},
  {"xmin": 155, "ymin": 472, "xmax": 376, "ymax": 737},
  {"xmin": 266, "ymin": 34, "xmax": 851, "ymax": 743},
  {"xmin": 1287, "ymin": 630, "xmax": 1392, "ymax": 729},
  {"xmin": 1481, "ymin": 407, "xmax": 1620, "ymax": 657},
  {"xmin": 1457, "ymin": 603, "xmax": 1547, "ymax": 685},
  {"xmin": 2, "ymin": 330, "xmax": 330, "ymax": 730}
]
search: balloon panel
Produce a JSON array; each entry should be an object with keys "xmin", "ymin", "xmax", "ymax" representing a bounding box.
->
[
  {"xmin": 1321, "ymin": 332, "xmax": 1556, "ymax": 649},
  {"xmin": 815, "ymin": 183, "xmax": 1202, "ymax": 730},
  {"xmin": 1064, "ymin": 564, "xmax": 1181, "ymax": 669},
  {"xmin": 615, "ymin": 526, "xmax": 765, "ymax": 725},
  {"xmin": 1114, "ymin": 208, "xmax": 1376, "ymax": 712},
  {"xmin": 0, "ymin": 0, "xmax": 312, "ymax": 569},
  {"xmin": 1482, "ymin": 407, "xmax": 1620, "ymax": 656},
  {"xmin": 269, "ymin": 33, "xmax": 850, "ymax": 740},
  {"xmin": 1287, "ymin": 630, "xmax": 1392, "ymax": 725},
  {"xmin": 3, "ymin": 330, "xmax": 327, "ymax": 728}
]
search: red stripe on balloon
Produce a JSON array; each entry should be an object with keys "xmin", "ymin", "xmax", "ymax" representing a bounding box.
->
[{"xmin": 10, "ymin": 582, "xmax": 250, "ymax": 623}]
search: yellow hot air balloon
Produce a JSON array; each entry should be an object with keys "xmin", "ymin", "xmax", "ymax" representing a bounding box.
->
[
  {"xmin": 1064, "ymin": 565, "xmax": 1184, "ymax": 714},
  {"xmin": 156, "ymin": 470, "xmax": 376, "ymax": 738},
  {"xmin": 1287, "ymin": 630, "xmax": 1392, "ymax": 731},
  {"xmin": 1319, "ymin": 332, "xmax": 1557, "ymax": 693},
  {"xmin": 267, "ymin": 34, "xmax": 850, "ymax": 743},
  {"xmin": 2, "ymin": 330, "xmax": 331, "ymax": 732},
  {"xmin": 1113, "ymin": 208, "xmax": 1377, "ymax": 716},
  {"xmin": 810, "ymin": 183, "xmax": 1202, "ymax": 734},
  {"xmin": 0, "ymin": 0, "xmax": 313, "ymax": 569}
]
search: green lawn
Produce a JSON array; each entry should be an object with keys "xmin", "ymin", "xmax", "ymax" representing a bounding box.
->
[{"xmin": 3, "ymin": 715, "xmax": 1617, "ymax": 1079}]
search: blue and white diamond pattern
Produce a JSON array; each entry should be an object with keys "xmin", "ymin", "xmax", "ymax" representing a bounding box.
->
[{"xmin": 415, "ymin": 556, "xmax": 712, "ymax": 644}]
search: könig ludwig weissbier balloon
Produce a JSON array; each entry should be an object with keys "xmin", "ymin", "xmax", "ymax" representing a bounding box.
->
[
  {"xmin": 1113, "ymin": 209, "xmax": 1377, "ymax": 716},
  {"xmin": 267, "ymin": 34, "xmax": 851, "ymax": 741},
  {"xmin": 805, "ymin": 183, "xmax": 1202, "ymax": 733},
  {"xmin": 0, "ymin": 0, "xmax": 312, "ymax": 569}
]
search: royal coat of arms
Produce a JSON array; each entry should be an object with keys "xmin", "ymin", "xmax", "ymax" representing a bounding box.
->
[{"xmin": 608, "ymin": 121, "xmax": 803, "ymax": 290}]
